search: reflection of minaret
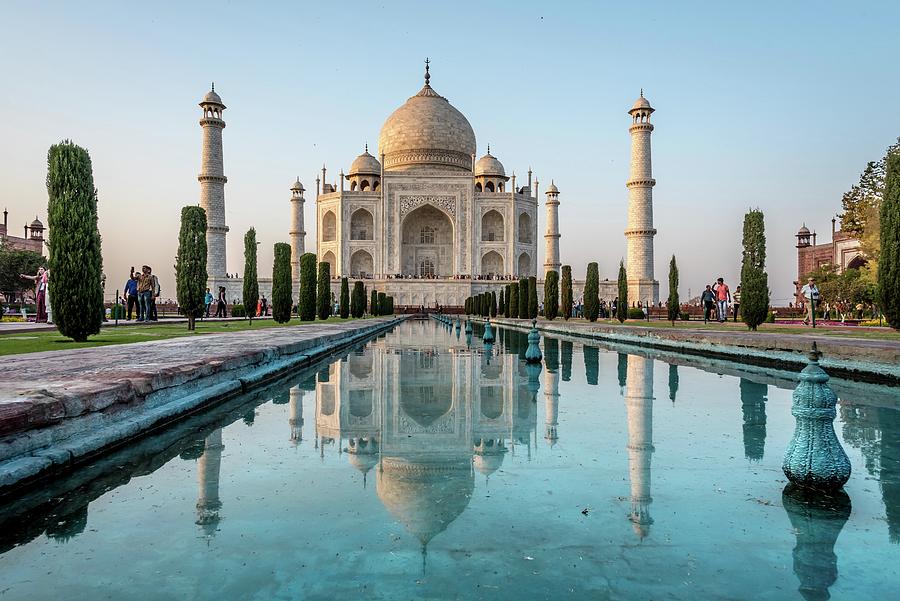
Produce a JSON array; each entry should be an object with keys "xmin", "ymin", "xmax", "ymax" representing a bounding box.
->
[
  {"xmin": 543, "ymin": 338, "xmax": 560, "ymax": 445},
  {"xmin": 289, "ymin": 385, "xmax": 304, "ymax": 445},
  {"xmin": 782, "ymin": 484, "xmax": 851, "ymax": 601},
  {"xmin": 625, "ymin": 355, "xmax": 654, "ymax": 538},
  {"xmin": 196, "ymin": 428, "xmax": 224, "ymax": 536},
  {"xmin": 739, "ymin": 378, "xmax": 767, "ymax": 462}
]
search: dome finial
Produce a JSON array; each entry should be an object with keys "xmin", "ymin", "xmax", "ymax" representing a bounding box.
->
[
  {"xmin": 424, "ymin": 57, "xmax": 430, "ymax": 86},
  {"xmin": 640, "ymin": 87, "xmax": 643, "ymax": 97},
  {"xmin": 365, "ymin": 143, "xmax": 368, "ymax": 153},
  {"xmin": 487, "ymin": 143, "xmax": 490, "ymax": 155},
  {"xmin": 211, "ymin": 82, "xmax": 215, "ymax": 92}
]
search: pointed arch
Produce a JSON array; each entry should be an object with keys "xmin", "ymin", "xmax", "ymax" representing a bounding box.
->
[
  {"xmin": 481, "ymin": 210, "xmax": 504, "ymax": 242},
  {"xmin": 517, "ymin": 252, "xmax": 531, "ymax": 276},
  {"xmin": 481, "ymin": 250, "xmax": 503, "ymax": 276},
  {"xmin": 322, "ymin": 210, "xmax": 337, "ymax": 242},
  {"xmin": 350, "ymin": 208, "xmax": 374, "ymax": 240},
  {"xmin": 350, "ymin": 249, "xmax": 374, "ymax": 278},
  {"xmin": 518, "ymin": 212, "xmax": 533, "ymax": 243}
]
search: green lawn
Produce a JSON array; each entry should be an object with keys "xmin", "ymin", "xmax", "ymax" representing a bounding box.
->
[{"xmin": 0, "ymin": 316, "xmax": 372, "ymax": 356}]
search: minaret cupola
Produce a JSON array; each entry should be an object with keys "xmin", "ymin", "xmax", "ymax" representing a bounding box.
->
[{"xmin": 347, "ymin": 145, "xmax": 382, "ymax": 191}]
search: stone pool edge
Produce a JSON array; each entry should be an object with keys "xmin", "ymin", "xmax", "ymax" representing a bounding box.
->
[
  {"xmin": 471, "ymin": 317, "xmax": 900, "ymax": 385},
  {"xmin": 0, "ymin": 316, "xmax": 405, "ymax": 496}
]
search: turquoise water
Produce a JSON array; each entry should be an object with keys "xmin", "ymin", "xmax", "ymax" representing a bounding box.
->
[{"xmin": 0, "ymin": 319, "xmax": 897, "ymax": 600}]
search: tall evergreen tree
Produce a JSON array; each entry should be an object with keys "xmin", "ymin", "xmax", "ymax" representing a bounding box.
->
[
  {"xmin": 317, "ymin": 262, "xmax": 331, "ymax": 320},
  {"xmin": 544, "ymin": 270, "xmax": 559, "ymax": 320},
  {"xmin": 174, "ymin": 206, "xmax": 207, "ymax": 331},
  {"xmin": 740, "ymin": 209, "xmax": 770, "ymax": 331},
  {"xmin": 298, "ymin": 253, "xmax": 317, "ymax": 321},
  {"xmin": 561, "ymin": 265, "xmax": 573, "ymax": 320},
  {"xmin": 498, "ymin": 288, "xmax": 505, "ymax": 318},
  {"xmin": 518, "ymin": 278, "xmax": 528, "ymax": 318},
  {"xmin": 474, "ymin": 293, "xmax": 482, "ymax": 316},
  {"xmin": 242, "ymin": 228, "xmax": 259, "ymax": 321},
  {"xmin": 46, "ymin": 141, "xmax": 104, "ymax": 341},
  {"xmin": 378, "ymin": 292, "xmax": 387, "ymax": 317},
  {"xmin": 271, "ymin": 243, "xmax": 292, "ymax": 323},
  {"xmin": 584, "ymin": 262, "xmax": 600, "ymax": 321},
  {"xmin": 667, "ymin": 255, "xmax": 680, "ymax": 324},
  {"xmin": 371, "ymin": 289, "xmax": 378, "ymax": 316},
  {"xmin": 490, "ymin": 291, "xmax": 498, "ymax": 317},
  {"xmin": 509, "ymin": 282, "xmax": 519, "ymax": 319},
  {"xmin": 878, "ymin": 149, "xmax": 900, "ymax": 329},
  {"xmin": 840, "ymin": 138, "xmax": 899, "ymax": 236},
  {"xmin": 528, "ymin": 276, "xmax": 538, "ymax": 319},
  {"xmin": 351, "ymin": 280, "xmax": 365, "ymax": 318},
  {"xmin": 505, "ymin": 284, "xmax": 512, "ymax": 316},
  {"xmin": 616, "ymin": 261, "xmax": 628, "ymax": 323},
  {"xmin": 339, "ymin": 277, "xmax": 350, "ymax": 318}
]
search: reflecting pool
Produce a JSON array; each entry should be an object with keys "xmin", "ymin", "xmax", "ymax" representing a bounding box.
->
[{"xmin": 1, "ymin": 319, "xmax": 898, "ymax": 600}]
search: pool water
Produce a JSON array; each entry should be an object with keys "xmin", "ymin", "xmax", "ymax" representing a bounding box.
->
[{"xmin": 0, "ymin": 319, "xmax": 897, "ymax": 600}]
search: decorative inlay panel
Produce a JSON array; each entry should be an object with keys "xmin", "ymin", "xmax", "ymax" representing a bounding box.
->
[{"xmin": 399, "ymin": 194, "xmax": 456, "ymax": 218}]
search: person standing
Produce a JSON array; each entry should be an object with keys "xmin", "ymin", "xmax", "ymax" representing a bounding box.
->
[
  {"xmin": 148, "ymin": 267, "xmax": 160, "ymax": 321},
  {"xmin": 124, "ymin": 269, "xmax": 139, "ymax": 320},
  {"xmin": 204, "ymin": 288, "xmax": 213, "ymax": 318},
  {"xmin": 215, "ymin": 286, "xmax": 227, "ymax": 318},
  {"xmin": 137, "ymin": 265, "xmax": 153, "ymax": 322},
  {"xmin": 732, "ymin": 285, "xmax": 742, "ymax": 322},
  {"xmin": 701, "ymin": 285, "xmax": 715, "ymax": 323},
  {"xmin": 20, "ymin": 266, "xmax": 49, "ymax": 322},
  {"xmin": 260, "ymin": 295, "xmax": 268, "ymax": 316},
  {"xmin": 712, "ymin": 278, "xmax": 731, "ymax": 323},
  {"xmin": 800, "ymin": 277, "xmax": 820, "ymax": 326}
]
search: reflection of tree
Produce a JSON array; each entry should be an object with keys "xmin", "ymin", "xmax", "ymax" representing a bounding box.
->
[
  {"xmin": 583, "ymin": 345, "xmax": 599, "ymax": 386},
  {"xmin": 617, "ymin": 353, "xmax": 628, "ymax": 392},
  {"xmin": 668, "ymin": 364, "xmax": 679, "ymax": 403},
  {"xmin": 544, "ymin": 337, "xmax": 559, "ymax": 373},
  {"xmin": 561, "ymin": 340, "xmax": 573, "ymax": 382},
  {"xmin": 739, "ymin": 378, "xmax": 767, "ymax": 462},
  {"xmin": 242, "ymin": 408, "xmax": 256, "ymax": 426},
  {"xmin": 44, "ymin": 504, "xmax": 88, "ymax": 542},
  {"xmin": 782, "ymin": 484, "xmax": 851, "ymax": 601}
]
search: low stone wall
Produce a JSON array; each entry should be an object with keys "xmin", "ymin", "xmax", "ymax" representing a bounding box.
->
[
  {"xmin": 475, "ymin": 317, "xmax": 900, "ymax": 385},
  {"xmin": 0, "ymin": 316, "xmax": 404, "ymax": 495}
]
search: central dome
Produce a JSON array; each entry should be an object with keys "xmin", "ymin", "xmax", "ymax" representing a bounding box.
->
[{"xmin": 378, "ymin": 71, "xmax": 476, "ymax": 173}]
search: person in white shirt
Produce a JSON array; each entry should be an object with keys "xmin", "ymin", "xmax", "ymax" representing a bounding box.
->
[{"xmin": 800, "ymin": 277, "xmax": 820, "ymax": 326}]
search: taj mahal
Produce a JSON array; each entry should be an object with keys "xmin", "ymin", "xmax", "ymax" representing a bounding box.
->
[{"xmin": 198, "ymin": 61, "xmax": 660, "ymax": 307}]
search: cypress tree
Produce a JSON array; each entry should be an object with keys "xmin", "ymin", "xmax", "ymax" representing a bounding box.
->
[
  {"xmin": 509, "ymin": 283, "xmax": 519, "ymax": 319},
  {"xmin": 518, "ymin": 278, "xmax": 528, "ymax": 318},
  {"xmin": 46, "ymin": 141, "xmax": 103, "ymax": 341},
  {"xmin": 298, "ymin": 253, "xmax": 317, "ymax": 321},
  {"xmin": 667, "ymin": 255, "xmax": 680, "ymax": 324},
  {"xmin": 242, "ymin": 228, "xmax": 259, "ymax": 321},
  {"xmin": 378, "ymin": 292, "xmax": 387, "ymax": 316},
  {"xmin": 371, "ymin": 289, "xmax": 378, "ymax": 316},
  {"xmin": 544, "ymin": 270, "xmax": 559, "ymax": 320},
  {"xmin": 740, "ymin": 209, "xmax": 770, "ymax": 331},
  {"xmin": 561, "ymin": 265, "xmax": 573, "ymax": 320},
  {"xmin": 339, "ymin": 277, "xmax": 350, "ymax": 318},
  {"xmin": 386, "ymin": 296, "xmax": 394, "ymax": 315},
  {"xmin": 616, "ymin": 260, "xmax": 628, "ymax": 323},
  {"xmin": 584, "ymin": 262, "xmax": 600, "ymax": 321},
  {"xmin": 271, "ymin": 243, "xmax": 292, "ymax": 323},
  {"xmin": 498, "ymin": 288, "xmax": 505, "ymax": 318},
  {"xmin": 484, "ymin": 292, "xmax": 491, "ymax": 316},
  {"xmin": 879, "ymin": 149, "xmax": 900, "ymax": 329},
  {"xmin": 174, "ymin": 206, "xmax": 207, "ymax": 331},
  {"xmin": 352, "ymin": 280, "xmax": 365, "ymax": 318},
  {"xmin": 504, "ymin": 284, "xmax": 511, "ymax": 316},
  {"xmin": 528, "ymin": 276, "xmax": 538, "ymax": 319},
  {"xmin": 317, "ymin": 261, "xmax": 331, "ymax": 320},
  {"xmin": 491, "ymin": 291, "xmax": 498, "ymax": 317},
  {"xmin": 474, "ymin": 293, "xmax": 482, "ymax": 316}
]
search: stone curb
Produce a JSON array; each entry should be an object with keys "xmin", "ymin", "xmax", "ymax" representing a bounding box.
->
[
  {"xmin": 473, "ymin": 318, "xmax": 900, "ymax": 385},
  {"xmin": 0, "ymin": 317, "xmax": 404, "ymax": 495}
]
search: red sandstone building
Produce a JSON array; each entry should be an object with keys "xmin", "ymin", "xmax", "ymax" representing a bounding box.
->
[
  {"xmin": 0, "ymin": 209, "xmax": 45, "ymax": 254},
  {"xmin": 794, "ymin": 217, "xmax": 864, "ymax": 305}
]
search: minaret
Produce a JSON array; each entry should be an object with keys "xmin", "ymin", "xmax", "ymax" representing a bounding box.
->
[
  {"xmin": 625, "ymin": 91, "xmax": 659, "ymax": 305},
  {"xmin": 196, "ymin": 428, "xmax": 224, "ymax": 536},
  {"xmin": 289, "ymin": 385, "xmax": 304, "ymax": 445},
  {"xmin": 543, "ymin": 182, "xmax": 561, "ymax": 275},
  {"xmin": 625, "ymin": 354, "xmax": 654, "ymax": 539},
  {"xmin": 289, "ymin": 178, "xmax": 306, "ymax": 298},
  {"xmin": 198, "ymin": 84, "xmax": 228, "ymax": 284}
]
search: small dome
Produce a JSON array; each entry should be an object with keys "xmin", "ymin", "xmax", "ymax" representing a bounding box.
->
[
  {"xmin": 473, "ymin": 453, "xmax": 505, "ymax": 477},
  {"xmin": 200, "ymin": 86, "xmax": 225, "ymax": 107},
  {"xmin": 798, "ymin": 224, "xmax": 811, "ymax": 235},
  {"xmin": 290, "ymin": 178, "xmax": 304, "ymax": 192},
  {"xmin": 546, "ymin": 181, "xmax": 559, "ymax": 194},
  {"xmin": 629, "ymin": 92, "xmax": 654, "ymax": 115},
  {"xmin": 30, "ymin": 217, "xmax": 44, "ymax": 229},
  {"xmin": 349, "ymin": 148, "xmax": 382, "ymax": 177},
  {"xmin": 348, "ymin": 452, "xmax": 378, "ymax": 475},
  {"xmin": 475, "ymin": 151, "xmax": 505, "ymax": 178}
]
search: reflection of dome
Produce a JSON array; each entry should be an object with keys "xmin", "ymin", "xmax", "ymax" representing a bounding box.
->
[
  {"xmin": 349, "ymin": 148, "xmax": 381, "ymax": 176},
  {"xmin": 474, "ymin": 151, "xmax": 505, "ymax": 177},
  {"xmin": 378, "ymin": 71, "xmax": 476, "ymax": 173},
  {"xmin": 376, "ymin": 458, "xmax": 474, "ymax": 545},
  {"xmin": 348, "ymin": 452, "xmax": 379, "ymax": 476},
  {"xmin": 473, "ymin": 453, "xmax": 505, "ymax": 477}
]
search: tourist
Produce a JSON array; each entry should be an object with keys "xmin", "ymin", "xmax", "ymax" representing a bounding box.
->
[
  {"xmin": 124, "ymin": 269, "xmax": 139, "ymax": 320},
  {"xmin": 800, "ymin": 277, "xmax": 820, "ymax": 326},
  {"xmin": 20, "ymin": 266, "xmax": 49, "ymax": 323},
  {"xmin": 215, "ymin": 286, "xmax": 227, "ymax": 318},
  {"xmin": 137, "ymin": 265, "xmax": 154, "ymax": 322},
  {"xmin": 611, "ymin": 297, "xmax": 618, "ymax": 319},
  {"xmin": 732, "ymin": 285, "xmax": 741, "ymax": 322},
  {"xmin": 148, "ymin": 267, "xmax": 160, "ymax": 321},
  {"xmin": 712, "ymin": 278, "xmax": 731, "ymax": 323},
  {"xmin": 701, "ymin": 285, "xmax": 715, "ymax": 323},
  {"xmin": 260, "ymin": 295, "xmax": 268, "ymax": 316},
  {"xmin": 204, "ymin": 288, "xmax": 213, "ymax": 318}
]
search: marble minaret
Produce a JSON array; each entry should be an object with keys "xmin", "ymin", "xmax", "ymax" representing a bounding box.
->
[
  {"xmin": 196, "ymin": 428, "xmax": 224, "ymax": 535},
  {"xmin": 625, "ymin": 354, "xmax": 654, "ymax": 538},
  {"xmin": 625, "ymin": 91, "xmax": 659, "ymax": 305},
  {"xmin": 543, "ymin": 182, "xmax": 561, "ymax": 275},
  {"xmin": 290, "ymin": 178, "xmax": 306, "ymax": 298},
  {"xmin": 198, "ymin": 85, "xmax": 229, "ymax": 284}
]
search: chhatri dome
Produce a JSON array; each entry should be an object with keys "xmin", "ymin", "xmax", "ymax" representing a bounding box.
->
[
  {"xmin": 348, "ymin": 145, "xmax": 382, "ymax": 177},
  {"xmin": 474, "ymin": 147, "xmax": 506, "ymax": 178},
  {"xmin": 377, "ymin": 59, "xmax": 476, "ymax": 173}
]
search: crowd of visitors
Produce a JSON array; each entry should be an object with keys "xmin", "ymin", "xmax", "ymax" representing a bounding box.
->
[{"xmin": 122, "ymin": 266, "xmax": 161, "ymax": 322}]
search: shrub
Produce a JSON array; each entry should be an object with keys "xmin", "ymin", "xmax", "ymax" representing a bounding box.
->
[
  {"xmin": 544, "ymin": 270, "xmax": 559, "ymax": 320},
  {"xmin": 46, "ymin": 140, "xmax": 104, "ymax": 341},
  {"xmin": 584, "ymin": 262, "xmax": 599, "ymax": 321},
  {"xmin": 175, "ymin": 205, "xmax": 208, "ymax": 331},
  {"xmin": 109, "ymin": 304, "xmax": 125, "ymax": 319},
  {"xmin": 231, "ymin": 304, "xmax": 247, "ymax": 318},
  {"xmin": 679, "ymin": 312, "xmax": 691, "ymax": 321},
  {"xmin": 561, "ymin": 265, "xmax": 573, "ymax": 320},
  {"xmin": 272, "ymin": 242, "xmax": 293, "ymax": 323},
  {"xmin": 627, "ymin": 307, "xmax": 645, "ymax": 320},
  {"xmin": 317, "ymin": 262, "xmax": 331, "ymax": 320},
  {"xmin": 298, "ymin": 253, "xmax": 317, "ymax": 321},
  {"xmin": 339, "ymin": 277, "xmax": 350, "ymax": 318},
  {"xmin": 766, "ymin": 310, "xmax": 776, "ymax": 323}
]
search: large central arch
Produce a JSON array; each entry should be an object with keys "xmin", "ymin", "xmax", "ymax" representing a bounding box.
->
[{"xmin": 400, "ymin": 204, "xmax": 454, "ymax": 277}]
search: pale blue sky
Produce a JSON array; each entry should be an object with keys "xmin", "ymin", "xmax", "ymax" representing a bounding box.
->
[{"xmin": 2, "ymin": 0, "xmax": 898, "ymax": 302}]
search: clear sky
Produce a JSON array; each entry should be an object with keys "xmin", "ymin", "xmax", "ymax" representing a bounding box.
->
[{"xmin": 3, "ymin": 0, "xmax": 899, "ymax": 304}]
